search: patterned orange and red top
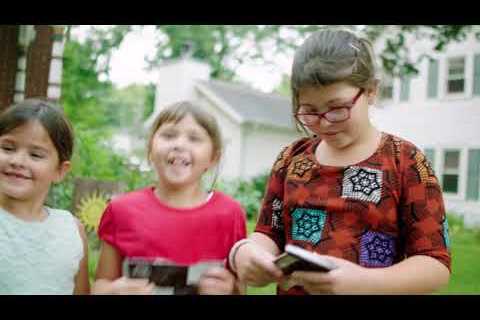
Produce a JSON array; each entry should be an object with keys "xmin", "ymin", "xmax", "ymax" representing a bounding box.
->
[{"xmin": 255, "ymin": 132, "xmax": 451, "ymax": 295}]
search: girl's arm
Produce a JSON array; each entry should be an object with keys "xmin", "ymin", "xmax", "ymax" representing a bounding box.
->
[
  {"xmin": 92, "ymin": 241, "xmax": 153, "ymax": 294},
  {"xmin": 291, "ymin": 254, "xmax": 449, "ymax": 294},
  {"xmin": 92, "ymin": 240, "xmax": 122, "ymax": 293},
  {"xmin": 366, "ymin": 255, "xmax": 449, "ymax": 293},
  {"xmin": 73, "ymin": 220, "xmax": 90, "ymax": 295},
  {"xmin": 233, "ymin": 232, "xmax": 283, "ymax": 287}
]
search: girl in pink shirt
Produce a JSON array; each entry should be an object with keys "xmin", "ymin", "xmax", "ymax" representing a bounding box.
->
[{"xmin": 92, "ymin": 101, "xmax": 247, "ymax": 294}]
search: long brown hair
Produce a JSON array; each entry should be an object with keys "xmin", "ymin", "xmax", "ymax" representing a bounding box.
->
[{"xmin": 291, "ymin": 27, "xmax": 379, "ymax": 132}]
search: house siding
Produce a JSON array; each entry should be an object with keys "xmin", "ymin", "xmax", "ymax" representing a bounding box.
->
[
  {"xmin": 243, "ymin": 123, "xmax": 301, "ymax": 179},
  {"xmin": 371, "ymin": 30, "xmax": 480, "ymax": 227},
  {"xmin": 195, "ymin": 93, "xmax": 243, "ymax": 180}
]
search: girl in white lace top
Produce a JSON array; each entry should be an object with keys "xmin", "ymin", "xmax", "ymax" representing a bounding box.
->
[{"xmin": 0, "ymin": 99, "xmax": 89, "ymax": 294}]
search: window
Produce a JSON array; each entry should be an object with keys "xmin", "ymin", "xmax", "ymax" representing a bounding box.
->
[
  {"xmin": 380, "ymin": 76, "xmax": 393, "ymax": 100},
  {"xmin": 442, "ymin": 150, "xmax": 460, "ymax": 193},
  {"xmin": 447, "ymin": 57, "xmax": 465, "ymax": 94}
]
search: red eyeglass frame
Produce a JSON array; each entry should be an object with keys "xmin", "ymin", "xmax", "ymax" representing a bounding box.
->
[{"xmin": 294, "ymin": 88, "xmax": 365, "ymax": 124}]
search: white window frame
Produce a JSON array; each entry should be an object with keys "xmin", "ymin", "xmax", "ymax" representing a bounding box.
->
[
  {"xmin": 446, "ymin": 56, "xmax": 466, "ymax": 95},
  {"xmin": 440, "ymin": 53, "xmax": 473, "ymax": 101},
  {"xmin": 440, "ymin": 148, "xmax": 462, "ymax": 197}
]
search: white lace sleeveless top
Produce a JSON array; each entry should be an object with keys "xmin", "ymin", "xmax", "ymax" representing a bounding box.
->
[{"xmin": 0, "ymin": 207, "xmax": 84, "ymax": 294}]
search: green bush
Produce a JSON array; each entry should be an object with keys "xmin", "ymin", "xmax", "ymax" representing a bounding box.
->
[
  {"xmin": 217, "ymin": 172, "xmax": 269, "ymax": 220},
  {"xmin": 46, "ymin": 126, "xmax": 155, "ymax": 211}
]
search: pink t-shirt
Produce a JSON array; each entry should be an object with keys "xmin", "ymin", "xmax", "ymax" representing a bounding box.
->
[{"xmin": 98, "ymin": 187, "xmax": 247, "ymax": 265}]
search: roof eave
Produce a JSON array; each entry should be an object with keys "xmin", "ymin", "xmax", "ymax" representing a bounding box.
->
[{"xmin": 194, "ymin": 82, "xmax": 244, "ymax": 124}]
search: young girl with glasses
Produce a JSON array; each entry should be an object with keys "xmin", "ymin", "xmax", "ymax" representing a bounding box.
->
[{"xmin": 228, "ymin": 28, "xmax": 451, "ymax": 294}]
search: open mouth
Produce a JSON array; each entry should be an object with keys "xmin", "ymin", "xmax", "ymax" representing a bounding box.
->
[
  {"xmin": 167, "ymin": 156, "xmax": 192, "ymax": 167},
  {"xmin": 4, "ymin": 171, "xmax": 31, "ymax": 180}
]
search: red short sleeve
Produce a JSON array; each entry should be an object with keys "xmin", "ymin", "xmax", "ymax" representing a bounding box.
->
[
  {"xmin": 399, "ymin": 143, "xmax": 451, "ymax": 272},
  {"xmin": 97, "ymin": 203, "xmax": 116, "ymax": 247}
]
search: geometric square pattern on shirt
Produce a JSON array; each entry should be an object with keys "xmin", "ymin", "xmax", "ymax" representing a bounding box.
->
[
  {"xmin": 271, "ymin": 198, "xmax": 284, "ymax": 231},
  {"xmin": 291, "ymin": 208, "xmax": 327, "ymax": 246},
  {"xmin": 359, "ymin": 231, "xmax": 396, "ymax": 268},
  {"xmin": 342, "ymin": 166, "xmax": 383, "ymax": 204}
]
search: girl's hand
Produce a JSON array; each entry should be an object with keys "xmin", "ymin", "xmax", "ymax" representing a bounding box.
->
[
  {"xmin": 290, "ymin": 256, "xmax": 373, "ymax": 294},
  {"xmin": 235, "ymin": 242, "xmax": 284, "ymax": 287},
  {"xmin": 197, "ymin": 267, "xmax": 237, "ymax": 295},
  {"xmin": 110, "ymin": 277, "xmax": 155, "ymax": 295}
]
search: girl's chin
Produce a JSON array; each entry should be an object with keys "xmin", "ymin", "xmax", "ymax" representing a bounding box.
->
[{"xmin": 323, "ymin": 134, "xmax": 354, "ymax": 149}]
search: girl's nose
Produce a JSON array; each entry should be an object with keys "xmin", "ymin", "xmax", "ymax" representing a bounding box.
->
[
  {"xmin": 172, "ymin": 141, "xmax": 186, "ymax": 152},
  {"xmin": 172, "ymin": 135, "xmax": 188, "ymax": 151},
  {"xmin": 8, "ymin": 151, "xmax": 26, "ymax": 167}
]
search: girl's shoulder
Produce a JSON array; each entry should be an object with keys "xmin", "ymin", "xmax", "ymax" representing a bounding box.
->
[
  {"xmin": 382, "ymin": 132, "xmax": 424, "ymax": 157},
  {"xmin": 107, "ymin": 186, "xmax": 154, "ymax": 206},
  {"xmin": 210, "ymin": 190, "xmax": 243, "ymax": 210},
  {"xmin": 44, "ymin": 207, "xmax": 76, "ymax": 223},
  {"xmin": 271, "ymin": 136, "xmax": 317, "ymax": 172},
  {"xmin": 283, "ymin": 136, "xmax": 317, "ymax": 156}
]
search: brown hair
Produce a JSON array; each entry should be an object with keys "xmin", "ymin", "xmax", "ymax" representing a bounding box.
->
[
  {"xmin": 291, "ymin": 27, "xmax": 379, "ymax": 127},
  {"xmin": 0, "ymin": 98, "xmax": 74, "ymax": 163},
  {"xmin": 147, "ymin": 101, "xmax": 223, "ymax": 188}
]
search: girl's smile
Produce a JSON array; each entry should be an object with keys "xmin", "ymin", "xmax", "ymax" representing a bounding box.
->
[{"xmin": 150, "ymin": 114, "xmax": 217, "ymax": 189}]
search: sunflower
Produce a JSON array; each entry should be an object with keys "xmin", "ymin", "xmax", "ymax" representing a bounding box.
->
[{"xmin": 77, "ymin": 192, "xmax": 109, "ymax": 232}]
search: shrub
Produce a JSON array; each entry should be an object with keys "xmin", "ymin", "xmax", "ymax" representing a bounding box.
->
[{"xmin": 217, "ymin": 172, "xmax": 269, "ymax": 220}]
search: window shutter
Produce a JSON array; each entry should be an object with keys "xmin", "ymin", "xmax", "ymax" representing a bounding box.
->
[
  {"xmin": 466, "ymin": 149, "xmax": 480, "ymax": 201},
  {"xmin": 427, "ymin": 59, "xmax": 439, "ymax": 98},
  {"xmin": 474, "ymin": 54, "xmax": 480, "ymax": 96},
  {"xmin": 400, "ymin": 76, "xmax": 410, "ymax": 102}
]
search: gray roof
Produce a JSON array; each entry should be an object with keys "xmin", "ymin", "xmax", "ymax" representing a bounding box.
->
[{"xmin": 197, "ymin": 80, "xmax": 296, "ymax": 130}]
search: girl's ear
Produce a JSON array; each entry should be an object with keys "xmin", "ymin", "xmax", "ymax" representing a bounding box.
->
[
  {"xmin": 210, "ymin": 150, "xmax": 221, "ymax": 167},
  {"xmin": 54, "ymin": 161, "xmax": 71, "ymax": 183},
  {"xmin": 204, "ymin": 150, "xmax": 221, "ymax": 173},
  {"xmin": 366, "ymin": 80, "xmax": 380, "ymax": 105}
]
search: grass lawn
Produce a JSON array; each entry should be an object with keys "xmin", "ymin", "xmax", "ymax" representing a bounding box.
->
[
  {"xmin": 439, "ymin": 229, "xmax": 480, "ymax": 294},
  {"xmin": 245, "ymin": 219, "xmax": 480, "ymax": 295}
]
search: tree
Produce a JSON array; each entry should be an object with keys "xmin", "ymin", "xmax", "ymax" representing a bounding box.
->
[
  {"xmin": 71, "ymin": 25, "xmax": 478, "ymax": 84},
  {"xmin": 61, "ymin": 39, "xmax": 115, "ymax": 132},
  {"xmin": 49, "ymin": 36, "xmax": 155, "ymax": 210},
  {"xmin": 366, "ymin": 25, "xmax": 479, "ymax": 77}
]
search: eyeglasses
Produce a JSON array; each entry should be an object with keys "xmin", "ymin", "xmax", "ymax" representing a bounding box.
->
[{"xmin": 294, "ymin": 88, "xmax": 365, "ymax": 125}]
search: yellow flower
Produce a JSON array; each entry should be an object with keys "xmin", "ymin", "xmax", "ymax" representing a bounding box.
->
[{"xmin": 77, "ymin": 192, "xmax": 109, "ymax": 232}]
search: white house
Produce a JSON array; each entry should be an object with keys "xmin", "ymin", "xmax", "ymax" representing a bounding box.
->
[
  {"xmin": 146, "ymin": 57, "xmax": 302, "ymax": 180},
  {"xmin": 370, "ymin": 28, "xmax": 480, "ymax": 227}
]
